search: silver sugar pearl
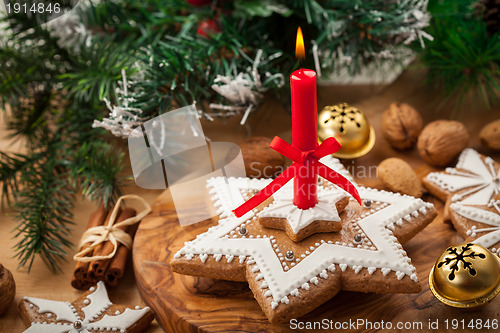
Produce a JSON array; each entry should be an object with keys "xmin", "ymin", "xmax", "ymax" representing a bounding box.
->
[
  {"xmin": 238, "ymin": 226, "xmax": 247, "ymax": 235},
  {"xmin": 73, "ymin": 321, "xmax": 83, "ymax": 329},
  {"xmin": 354, "ymin": 234, "xmax": 363, "ymax": 244},
  {"xmin": 364, "ymin": 200, "xmax": 372, "ymax": 208},
  {"xmin": 285, "ymin": 250, "xmax": 294, "ymax": 261}
]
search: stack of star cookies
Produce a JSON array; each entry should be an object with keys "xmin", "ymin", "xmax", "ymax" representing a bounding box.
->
[{"xmin": 171, "ymin": 156, "xmax": 437, "ymax": 323}]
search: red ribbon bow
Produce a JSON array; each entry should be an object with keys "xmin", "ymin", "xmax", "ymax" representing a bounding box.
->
[{"xmin": 233, "ymin": 136, "xmax": 362, "ymax": 217}]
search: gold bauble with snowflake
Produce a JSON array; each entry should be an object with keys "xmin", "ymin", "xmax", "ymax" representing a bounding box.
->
[
  {"xmin": 429, "ymin": 243, "xmax": 500, "ymax": 308},
  {"xmin": 318, "ymin": 103, "xmax": 375, "ymax": 159}
]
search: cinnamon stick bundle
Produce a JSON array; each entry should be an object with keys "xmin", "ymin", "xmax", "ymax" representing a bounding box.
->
[
  {"xmin": 72, "ymin": 204, "xmax": 139, "ymax": 290},
  {"xmin": 86, "ymin": 208, "xmax": 121, "ymax": 283},
  {"xmin": 91, "ymin": 208, "xmax": 136, "ymax": 277},
  {"xmin": 105, "ymin": 222, "xmax": 140, "ymax": 286},
  {"xmin": 71, "ymin": 204, "xmax": 107, "ymax": 290}
]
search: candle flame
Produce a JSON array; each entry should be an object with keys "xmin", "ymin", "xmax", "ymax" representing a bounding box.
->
[{"xmin": 295, "ymin": 27, "xmax": 305, "ymax": 60}]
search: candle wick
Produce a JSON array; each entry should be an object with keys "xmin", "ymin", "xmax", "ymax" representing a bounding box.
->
[{"xmin": 299, "ymin": 59, "xmax": 303, "ymax": 70}]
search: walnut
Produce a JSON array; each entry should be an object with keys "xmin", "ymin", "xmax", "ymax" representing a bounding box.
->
[
  {"xmin": 0, "ymin": 264, "xmax": 15, "ymax": 316},
  {"xmin": 480, "ymin": 119, "xmax": 500, "ymax": 151},
  {"xmin": 381, "ymin": 103, "xmax": 423, "ymax": 150},
  {"xmin": 417, "ymin": 120, "xmax": 470, "ymax": 167}
]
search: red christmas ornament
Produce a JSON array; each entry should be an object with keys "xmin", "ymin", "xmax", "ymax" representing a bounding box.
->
[
  {"xmin": 186, "ymin": 0, "xmax": 211, "ymax": 6},
  {"xmin": 197, "ymin": 19, "xmax": 221, "ymax": 38}
]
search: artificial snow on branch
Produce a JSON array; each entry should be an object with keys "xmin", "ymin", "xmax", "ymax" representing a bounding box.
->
[
  {"xmin": 47, "ymin": 1, "xmax": 93, "ymax": 53},
  {"xmin": 209, "ymin": 49, "xmax": 285, "ymax": 125},
  {"xmin": 93, "ymin": 70, "xmax": 146, "ymax": 138}
]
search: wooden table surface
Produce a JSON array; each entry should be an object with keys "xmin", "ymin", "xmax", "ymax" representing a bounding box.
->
[{"xmin": 1, "ymin": 68, "xmax": 500, "ymax": 332}]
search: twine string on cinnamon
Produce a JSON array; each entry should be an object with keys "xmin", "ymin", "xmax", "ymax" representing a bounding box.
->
[{"xmin": 74, "ymin": 195, "xmax": 151, "ymax": 263}]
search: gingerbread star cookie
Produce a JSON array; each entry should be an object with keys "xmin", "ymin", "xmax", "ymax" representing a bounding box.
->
[
  {"xmin": 171, "ymin": 157, "xmax": 437, "ymax": 323},
  {"xmin": 423, "ymin": 148, "xmax": 500, "ymax": 256},
  {"xmin": 423, "ymin": 148, "xmax": 500, "ymax": 220},
  {"xmin": 449, "ymin": 197, "xmax": 500, "ymax": 257},
  {"xmin": 19, "ymin": 281, "xmax": 155, "ymax": 333}
]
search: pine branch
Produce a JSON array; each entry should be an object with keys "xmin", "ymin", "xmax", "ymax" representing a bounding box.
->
[
  {"xmin": 420, "ymin": 8, "xmax": 500, "ymax": 111},
  {"xmin": 13, "ymin": 144, "xmax": 75, "ymax": 273},
  {"xmin": 0, "ymin": 152, "xmax": 42, "ymax": 206},
  {"xmin": 59, "ymin": 36, "xmax": 138, "ymax": 104},
  {"xmin": 82, "ymin": 0, "xmax": 190, "ymax": 41},
  {"xmin": 0, "ymin": 5, "xmax": 127, "ymax": 273},
  {"xmin": 71, "ymin": 141, "xmax": 124, "ymax": 208},
  {"xmin": 125, "ymin": 14, "xmax": 291, "ymax": 117},
  {"xmin": 4, "ymin": 88, "xmax": 53, "ymax": 144}
]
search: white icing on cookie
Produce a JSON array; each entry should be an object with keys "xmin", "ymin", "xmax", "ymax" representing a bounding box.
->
[
  {"xmin": 310, "ymin": 277, "xmax": 319, "ymax": 285},
  {"xmin": 22, "ymin": 298, "xmax": 78, "ymax": 323},
  {"xmin": 451, "ymin": 202, "xmax": 500, "ymax": 249},
  {"xmin": 22, "ymin": 281, "xmax": 150, "ymax": 333},
  {"xmin": 207, "ymin": 177, "xmax": 272, "ymax": 218},
  {"xmin": 85, "ymin": 308, "xmax": 151, "ymax": 332},
  {"xmin": 319, "ymin": 156, "xmax": 354, "ymax": 182},
  {"xmin": 23, "ymin": 323, "xmax": 71, "ymax": 333},
  {"xmin": 426, "ymin": 148, "xmax": 500, "ymax": 205},
  {"xmin": 82, "ymin": 281, "xmax": 111, "ymax": 321}
]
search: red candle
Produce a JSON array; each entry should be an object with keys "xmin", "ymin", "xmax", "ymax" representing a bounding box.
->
[
  {"xmin": 231, "ymin": 28, "xmax": 361, "ymax": 218},
  {"xmin": 291, "ymin": 28, "xmax": 318, "ymax": 209}
]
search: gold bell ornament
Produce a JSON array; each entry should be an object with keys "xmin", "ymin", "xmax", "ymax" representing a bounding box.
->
[
  {"xmin": 429, "ymin": 243, "xmax": 500, "ymax": 308},
  {"xmin": 318, "ymin": 103, "xmax": 375, "ymax": 159}
]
